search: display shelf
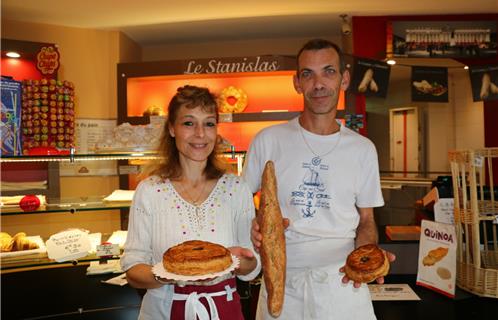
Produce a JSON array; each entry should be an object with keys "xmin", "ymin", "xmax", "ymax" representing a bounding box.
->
[
  {"xmin": 0, "ymin": 151, "xmax": 245, "ymax": 163},
  {"xmin": 122, "ymin": 111, "xmax": 305, "ymax": 126},
  {"xmin": 0, "ymin": 152, "xmax": 161, "ymax": 163},
  {"xmin": 0, "ymin": 253, "xmax": 121, "ymax": 272},
  {"xmin": 0, "ymin": 196, "xmax": 131, "ymax": 215},
  {"xmin": 0, "ymin": 231, "xmax": 123, "ymax": 272}
]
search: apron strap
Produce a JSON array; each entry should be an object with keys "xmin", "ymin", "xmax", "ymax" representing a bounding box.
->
[
  {"xmin": 289, "ymin": 268, "xmax": 329, "ymax": 319},
  {"xmin": 173, "ymin": 285, "xmax": 237, "ymax": 320}
]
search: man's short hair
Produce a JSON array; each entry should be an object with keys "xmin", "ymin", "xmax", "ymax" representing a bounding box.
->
[{"xmin": 296, "ymin": 39, "xmax": 346, "ymax": 74}]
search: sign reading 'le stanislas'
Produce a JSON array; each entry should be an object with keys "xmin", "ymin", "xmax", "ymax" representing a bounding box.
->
[{"xmin": 184, "ymin": 56, "xmax": 280, "ymax": 75}]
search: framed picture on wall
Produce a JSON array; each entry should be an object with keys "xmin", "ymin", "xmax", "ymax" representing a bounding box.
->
[{"xmin": 389, "ymin": 20, "xmax": 497, "ymax": 59}]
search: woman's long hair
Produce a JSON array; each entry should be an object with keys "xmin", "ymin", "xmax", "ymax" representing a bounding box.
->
[{"xmin": 146, "ymin": 85, "xmax": 226, "ymax": 180}]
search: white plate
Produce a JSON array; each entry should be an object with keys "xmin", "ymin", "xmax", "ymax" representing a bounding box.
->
[{"xmin": 152, "ymin": 255, "xmax": 239, "ymax": 284}]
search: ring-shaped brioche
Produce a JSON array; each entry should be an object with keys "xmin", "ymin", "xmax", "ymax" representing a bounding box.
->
[
  {"xmin": 345, "ymin": 244, "xmax": 389, "ymax": 283},
  {"xmin": 163, "ymin": 240, "xmax": 232, "ymax": 276},
  {"xmin": 218, "ymin": 86, "xmax": 248, "ymax": 113}
]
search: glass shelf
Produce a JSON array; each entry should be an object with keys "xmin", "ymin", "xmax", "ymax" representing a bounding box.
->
[
  {"xmin": 0, "ymin": 152, "xmax": 161, "ymax": 163},
  {"xmin": 1, "ymin": 196, "xmax": 131, "ymax": 215},
  {"xmin": 0, "ymin": 151, "xmax": 246, "ymax": 163},
  {"xmin": 0, "ymin": 231, "xmax": 123, "ymax": 272},
  {"xmin": 0, "ymin": 253, "xmax": 121, "ymax": 272}
]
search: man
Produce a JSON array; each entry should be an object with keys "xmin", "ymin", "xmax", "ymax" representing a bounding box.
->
[{"xmin": 242, "ymin": 39, "xmax": 395, "ymax": 319}]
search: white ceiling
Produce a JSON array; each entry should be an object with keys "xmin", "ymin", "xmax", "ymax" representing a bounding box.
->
[{"xmin": 2, "ymin": 0, "xmax": 497, "ymax": 46}]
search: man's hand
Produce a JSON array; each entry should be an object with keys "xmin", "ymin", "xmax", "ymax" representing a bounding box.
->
[
  {"xmin": 251, "ymin": 217, "xmax": 289, "ymax": 253},
  {"xmin": 340, "ymin": 249, "xmax": 396, "ymax": 288}
]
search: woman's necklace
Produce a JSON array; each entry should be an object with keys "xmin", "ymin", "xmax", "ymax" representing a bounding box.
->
[
  {"xmin": 181, "ymin": 180, "xmax": 208, "ymax": 206},
  {"xmin": 299, "ymin": 124, "xmax": 342, "ymax": 164}
]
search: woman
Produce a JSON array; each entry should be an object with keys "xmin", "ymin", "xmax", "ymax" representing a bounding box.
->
[{"xmin": 121, "ymin": 85, "xmax": 260, "ymax": 320}]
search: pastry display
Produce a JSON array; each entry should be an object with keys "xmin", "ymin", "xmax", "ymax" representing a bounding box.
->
[
  {"xmin": 142, "ymin": 105, "xmax": 165, "ymax": 116},
  {"xmin": 345, "ymin": 244, "xmax": 389, "ymax": 283},
  {"xmin": 0, "ymin": 232, "xmax": 39, "ymax": 252},
  {"xmin": 422, "ymin": 246, "xmax": 448, "ymax": 266},
  {"xmin": 162, "ymin": 240, "xmax": 232, "ymax": 276},
  {"xmin": 259, "ymin": 161, "xmax": 286, "ymax": 317},
  {"xmin": 94, "ymin": 122, "xmax": 161, "ymax": 152},
  {"xmin": 217, "ymin": 86, "xmax": 248, "ymax": 113}
]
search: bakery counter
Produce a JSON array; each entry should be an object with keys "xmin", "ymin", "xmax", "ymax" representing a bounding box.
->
[
  {"xmin": 374, "ymin": 274, "xmax": 498, "ymax": 320},
  {"xmin": 1, "ymin": 265, "xmax": 141, "ymax": 319},
  {"xmin": 2, "ymin": 268, "xmax": 497, "ymax": 320}
]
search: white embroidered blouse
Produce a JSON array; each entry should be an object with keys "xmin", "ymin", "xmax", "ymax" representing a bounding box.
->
[{"xmin": 121, "ymin": 173, "xmax": 261, "ymax": 298}]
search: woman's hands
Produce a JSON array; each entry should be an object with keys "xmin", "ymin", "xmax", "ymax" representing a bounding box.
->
[{"xmin": 228, "ymin": 246, "xmax": 257, "ymax": 276}]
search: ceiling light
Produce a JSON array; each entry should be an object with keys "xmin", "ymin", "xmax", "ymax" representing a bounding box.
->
[
  {"xmin": 386, "ymin": 59, "xmax": 396, "ymax": 65},
  {"xmin": 464, "ymin": 65, "xmax": 469, "ymax": 70},
  {"xmin": 6, "ymin": 51, "xmax": 21, "ymax": 58}
]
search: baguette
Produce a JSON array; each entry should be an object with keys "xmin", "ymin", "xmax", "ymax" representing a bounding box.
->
[
  {"xmin": 480, "ymin": 73, "xmax": 491, "ymax": 100},
  {"xmin": 358, "ymin": 68, "xmax": 374, "ymax": 93},
  {"xmin": 259, "ymin": 161, "xmax": 286, "ymax": 317}
]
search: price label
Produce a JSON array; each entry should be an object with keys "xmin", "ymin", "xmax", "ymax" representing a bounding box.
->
[
  {"xmin": 96, "ymin": 243, "xmax": 120, "ymax": 257},
  {"xmin": 46, "ymin": 229, "xmax": 91, "ymax": 262},
  {"xmin": 219, "ymin": 113, "xmax": 233, "ymax": 123},
  {"xmin": 434, "ymin": 198, "xmax": 455, "ymax": 225},
  {"xmin": 474, "ymin": 156, "xmax": 483, "ymax": 168}
]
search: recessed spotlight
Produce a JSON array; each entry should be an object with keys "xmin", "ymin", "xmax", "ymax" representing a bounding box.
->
[
  {"xmin": 386, "ymin": 59, "xmax": 396, "ymax": 65},
  {"xmin": 6, "ymin": 51, "xmax": 21, "ymax": 58}
]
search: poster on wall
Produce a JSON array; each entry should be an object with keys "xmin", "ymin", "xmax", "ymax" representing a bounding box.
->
[
  {"xmin": 468, "ymin": 65, "xmax": 498, "ymax": 102},
  {"xmin": 411, "ymin": 66, "xmax": 449, "ymax": 102},
  {"xmin": 389, "ymin": 21, "xmax": 497, "ymax": 58},
  {"xmin": 350, "ymin": 58, "xmax": 390, "ymax": 98},
  {"xmin": 1, "ymin": 78, "xmax": 22, "ymax": 155},
  {"xmin": 60, "ymin": 119, "xmax": 117, "ymax": 176}
]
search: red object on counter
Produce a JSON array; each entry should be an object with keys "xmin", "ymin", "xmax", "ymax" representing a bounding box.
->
[
  {"xmin": 19, "ymin": 195, "xmax": 41, "ymax": 211},
  {"xmin": 27, "ymin": 147, "xmax": 70, "ymax": 155}
]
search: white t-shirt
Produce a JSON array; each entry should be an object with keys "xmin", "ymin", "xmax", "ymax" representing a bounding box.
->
[
  {"xmin": 121, "ymin": 173, "xmax": 260, "ymax": 318},
  {"xmin": 243, "ymin": 117, "xmax": 384, "ymax": 242}
]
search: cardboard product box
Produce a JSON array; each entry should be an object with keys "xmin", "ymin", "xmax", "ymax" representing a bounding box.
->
[
  {"xmin": 1, "ymin": 78, "xmax": 22, "ymax": 155},
  {"xmin": 385, "ymin": 225, "xmax": 421, "ymax": 241}
]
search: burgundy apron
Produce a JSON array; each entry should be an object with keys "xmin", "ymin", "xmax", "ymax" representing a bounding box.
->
[{"xmin": 170, "ymin": 278, "xmax": 244, "ymax": 320}]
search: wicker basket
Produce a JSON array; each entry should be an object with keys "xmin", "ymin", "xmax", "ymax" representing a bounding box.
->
[{"xmin": 449, "ymin": 148, "xmax": 498, "ymax": 298}]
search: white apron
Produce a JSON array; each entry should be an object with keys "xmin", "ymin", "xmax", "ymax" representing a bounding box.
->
[{"xmin": 255, "ymin": 238, "xmax": 376, "ymax": 320}]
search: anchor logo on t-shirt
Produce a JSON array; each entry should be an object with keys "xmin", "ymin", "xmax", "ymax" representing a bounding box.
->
[{"xmin": 289, "ymin": 156, "xmax": 331, "ymax": 218}]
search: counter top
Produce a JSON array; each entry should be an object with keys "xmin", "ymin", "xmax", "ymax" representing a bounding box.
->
[{"xmin": 375, "ymin": 274, "xmax": 498, "ymax": 320}]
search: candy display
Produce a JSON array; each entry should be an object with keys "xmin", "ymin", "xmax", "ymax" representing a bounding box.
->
[{"xmin": 21, "ymin": 79, "xmax": 75, "ymax": 153}]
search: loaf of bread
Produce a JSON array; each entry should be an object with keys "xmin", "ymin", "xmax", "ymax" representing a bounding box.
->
[
  {"xmin": 0, "ymin": 232, "xmax": 13, "ymax": 252},
  {"xmin": 259, "ymin": 161, "xmax": 286, "ymax": 317},
  {"xmin": 12, "ymin": 232, "xmax": 39, "ymax": 251},
  {"xmin": 0, "ymin": 232, "xmax": 39, "ymax": 252}
]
